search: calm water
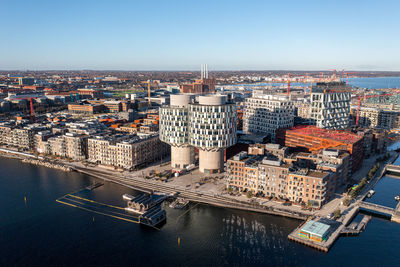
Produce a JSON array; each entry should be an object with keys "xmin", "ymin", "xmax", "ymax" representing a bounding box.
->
[
  {"xmin": 365, "ymin": 176, "xmax": 400, "ymax": 208},
  {"xmin": 346, "ymin": 77, "xmax": 400, "ymax": 89},
  {"xmin": 220, "ymin": 77, "xmax": 400, "ymax": 90},
  {"xmin": 1, "ymin": 157, "xmax": 400, "ymax": 266}
]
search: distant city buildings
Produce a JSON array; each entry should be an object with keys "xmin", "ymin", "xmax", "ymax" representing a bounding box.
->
[
  {"xmin": 180, "ymin": 65, "xmax": 215, "ymax": 94},
  {"xmin": 18, "ymin": 77, "xmax": 35, "ymax": 86}
]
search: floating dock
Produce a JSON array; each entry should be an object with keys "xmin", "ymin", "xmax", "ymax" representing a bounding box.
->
[
  {"xmin": 86, "ymin": 182, "xmax": 104, "ymax": 191},
  {"xmin": 340, "ymin": 215, "xmax": 372, "ymax": 236},
  {"xmin": 124, "ymin": 193, "xmax": 167, "ymax": 227},
  {"xmin": 169, "ymin": 198, "xmax": 189, "ymax": 209}
]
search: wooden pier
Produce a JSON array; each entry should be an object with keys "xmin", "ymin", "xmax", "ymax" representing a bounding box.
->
[
  {"xmin": 288, "ymin": 206, "xmax": 359, "ymax": 253},
  {"xmin": 340, "ymin": 215, "xmax": 372, "ymax": 236}
]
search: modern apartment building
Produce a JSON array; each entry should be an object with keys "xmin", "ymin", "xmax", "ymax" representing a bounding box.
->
[
  {"xmin": 243, "ymin": 94, "xmax": 294, "ymax": 142},
  {"xmin": 352, "ymin": 107, "xmax": 400, "ymax": 129},
  {"xmin": 0, "ymin": 123, "xmax": 44, "ymax": 151},
  {"xmin": 35, "ymin": 132, "xmax": 88, "ymax": 160},
  {"xmin": 87, "ymin": 133, "xmax": 168, "ymax": 170},
  {"xmin": 159, "ymin": 94, "xmax": 237, "ymax": 173},
  {"xmin": 287, "ymin": 170, "xmax": 332, "ymax": 208},
  {"xmin": 277, "ymin": 125, "xmax": 363, "ymax": 173},
  {"xmin": 226, "ymin": 148, "xmax": 347, "ymax": 208},
  {"xmin": 310, "ymin": 82, "xmax": 351, "ymax": 129}
]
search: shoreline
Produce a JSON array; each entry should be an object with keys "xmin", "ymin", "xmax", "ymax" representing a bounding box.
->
[
  {"xmin": 3, "ymin": 147, "xmax": 396, "ymax": 224},
  {"xmin": 0, "ymin": 149, "xmax": 310, "ymax": 221}
]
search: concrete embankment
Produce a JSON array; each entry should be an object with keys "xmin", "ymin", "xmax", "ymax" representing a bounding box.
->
[
  {"xmin": 0, "ymin": 149, "xmax": 72, "ymax": 172},
  {"xmin": 22, "ymin": 158, "xmax": 72, "ymax": 172}
]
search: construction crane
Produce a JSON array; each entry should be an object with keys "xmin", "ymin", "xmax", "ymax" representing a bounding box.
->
[
  {"xmin": 328, "ymin": 69, "xmax": 337, "ymax": 81},
  {"xmin": 355, "ymin": 93, "xmax": 395, "ymax": 126},
  {"xmin": 345, "ymin": 72, "xmax": 359, "ymax": 84},
  {"xmin": 29, "ymin": 97, "xmax": 35, "ymax": 122}
]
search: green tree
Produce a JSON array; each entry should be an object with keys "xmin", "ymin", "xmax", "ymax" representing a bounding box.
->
[
  {"xmin": 246, "ymin": 191, "xmax": 253, "ymax": 198},
  {"xmin": 334, "ymin": 209, "xmax": 341, "ymax": 219},
  {"xmin": 343, "ymin": 198, "xmax": 350, "ymax": 207}
]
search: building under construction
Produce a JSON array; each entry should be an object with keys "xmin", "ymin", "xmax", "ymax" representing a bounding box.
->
[
  {"xmin": 180, "ymin": 64, "xmax": 215, "ymax": 94},
  {"xmin": 276, "ymin": 125, "xmax": 363, "ymax": 173}
]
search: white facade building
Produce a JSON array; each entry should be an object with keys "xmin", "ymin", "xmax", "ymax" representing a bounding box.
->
[
  {"xmin": 159, "ymin": 94, "xmax": 237, "ymax": 173},
  {"xmin": 310, "ymin": 89, "xmax": 351, "ymax": 129},
  {"xmin": 243, "ymin": 94, "xmax": 294, "ymax": 141}
]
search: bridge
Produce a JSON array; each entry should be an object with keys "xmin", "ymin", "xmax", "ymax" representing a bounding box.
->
[
  {"xmin": 359, "ymin": 201, "xmax": 400, "ymax": 223},
  {"xmin": 385, "ymin": 165, "xmax": 400, "ymax": 178}
]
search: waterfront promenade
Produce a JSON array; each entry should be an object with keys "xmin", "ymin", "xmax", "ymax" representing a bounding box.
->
[
  {"xmin": 70, "ymin": 165, "xmax": 311, "ymax": 220},
  {"xmin": 1, "ymin": 146, "xmax": 398, "ymax": 252}
]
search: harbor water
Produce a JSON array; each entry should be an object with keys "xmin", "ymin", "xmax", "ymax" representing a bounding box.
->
[{"xmin": 1, "ymin": 157, "xmax": 400, "ymax": 266}]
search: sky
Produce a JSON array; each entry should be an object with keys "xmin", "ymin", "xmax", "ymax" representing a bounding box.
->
[{"xmin": 1, "ymin": 0, "xmax": 400, "ymax": 71}]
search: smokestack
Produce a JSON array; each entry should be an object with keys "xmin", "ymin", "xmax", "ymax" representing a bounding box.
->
[
  {"xmin": 205, "ymin": 64, "xmax": 208, "ymax": 79},
  {"xmin": 201, "ymin": 64, "xmax": 204, "ymax": 79}
]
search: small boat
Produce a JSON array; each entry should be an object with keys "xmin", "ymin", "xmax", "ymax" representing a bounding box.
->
[
  {"xmin": 169, "ymin": 197, "xmax": 189, "ymax": 209},
  {"xmin": 124, "ymin": 193, "xmax": 167, "ymax": 215},
  {"xmin": 395, "ymin": 195, "xmax": 400, "ymax": 201},
  {"xmin": 123, "ymin": 194, "xmax": 135, "ymax": 201},
  {"xmin": 123, "ymin": 193, "xmax": 167, "ymax": 227},
  {"xmin": 367, "ymin": 190, "xmax": 375, "ymax": 198}
]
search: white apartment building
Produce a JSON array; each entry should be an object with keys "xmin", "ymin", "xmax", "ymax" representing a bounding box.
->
[
  {"xmin": 243, "ymin": 94, "xmax": 294, "ymax": 141},
  {"xmin": 87, "ymin": 133, "xmax": 168, "ymax": 170},
  {"xmin": 310, "ymin": 83, "xmax": 351, "ymax": 129}
]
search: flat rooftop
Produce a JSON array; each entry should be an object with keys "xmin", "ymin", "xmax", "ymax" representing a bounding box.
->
[
  {"xmin": 301, "ymin": 220, "xmax": 331, "ymax": 237},
  {"xmin": 286, "ymin": 126, "xmax": 362, "ymax": 144}
]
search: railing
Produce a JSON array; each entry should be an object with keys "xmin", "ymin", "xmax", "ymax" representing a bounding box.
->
[{"xmin": 359, "ymin": 202, "xmax": 395, "ymax": 214}]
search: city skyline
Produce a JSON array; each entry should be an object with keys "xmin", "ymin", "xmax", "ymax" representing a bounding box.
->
[{"xmin": 1, "ymin": 0, "xmax": 400, "ymax": 71}]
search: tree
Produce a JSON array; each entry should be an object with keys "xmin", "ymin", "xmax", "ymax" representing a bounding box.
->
[
  {"xmin": 343, "ymin": 198, "xmax": 350, "ymax": 207},
  {"xmin": 227, "ymin": 187, "xmax": 233, "ymax": 193},
  {"xmin": 334, "ymin": 209, "xmax": 341, "ymax": 219},
  {"xmin": 246, "ymin": 191, "xmax": 253, "ymax": 198},
  {"xmin": 360, "ymin": 178, "xmax": 367, "ymax": 186}
]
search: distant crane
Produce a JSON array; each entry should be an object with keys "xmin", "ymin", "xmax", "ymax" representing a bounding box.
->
[
  {"xmin": 328, "ymin": 69, "xmax": 337, "ymax": 81},
  {"xmin": 29, "ymin": 97, "xmax": 35, "ymax": 122},
  {"xmin": 345, "ymin": 72, "xmax": 360, "ymax": 84}
]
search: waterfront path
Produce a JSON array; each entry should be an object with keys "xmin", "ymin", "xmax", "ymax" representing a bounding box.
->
[{"xmin": 69, "ymin": 164, "xmax": 311, "ymax": 220}]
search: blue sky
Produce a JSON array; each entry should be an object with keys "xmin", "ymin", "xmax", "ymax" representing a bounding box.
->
[{"xmin": 1, "ymin": 0, "xmax": 399, "ymax": 70}]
